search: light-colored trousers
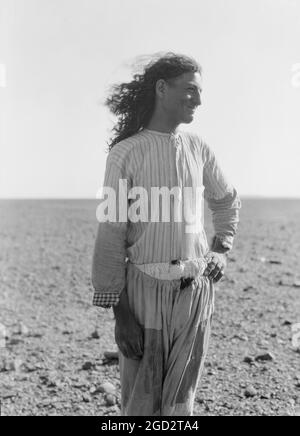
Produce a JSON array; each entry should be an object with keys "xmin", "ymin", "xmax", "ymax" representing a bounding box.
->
[{"xmin": 118, "ymin": 262, "xmax": 214, "ymax": 416}]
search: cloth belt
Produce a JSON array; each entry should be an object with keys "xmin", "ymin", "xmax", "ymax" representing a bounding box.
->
[{"xmin": 131, "ymin": 257, "xmax": 208, "ymax": 290}]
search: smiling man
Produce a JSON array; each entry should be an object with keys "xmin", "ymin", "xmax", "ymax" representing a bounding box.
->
[
  {"xmin": 92, "ymin": 52, "xmax": 241, "ymax": 416},
  {"xmin": 148, "ymin": 70, "xmax": 203, "ymax": 128}
]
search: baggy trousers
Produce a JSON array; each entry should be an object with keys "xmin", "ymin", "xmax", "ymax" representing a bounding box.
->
[{"xmin": 118, "ymin": 262, "xmax": 214, "ymax": 416}]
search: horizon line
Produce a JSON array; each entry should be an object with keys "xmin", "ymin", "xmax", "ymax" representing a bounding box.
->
[{"xmin": 1, "ymin": 195, "xmax": 300, "ymax": 201}]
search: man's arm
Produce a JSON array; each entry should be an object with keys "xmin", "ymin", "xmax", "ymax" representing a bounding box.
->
[
  {"xmin": 202, "ymin": 141, "xmax": 241, "ymax": 280},
  {"xmin": 91, "ymin": 151, "xmax": 131, "ymax": 308},
  {"xmin": 92, "ymin": 219, "xmax": 127, "ymax": 308},
  {"xmin": 202, "ymin": 141, "xmax": 241, "ymax": 251},
  {"xmin": 91, "ymin": 154, "xmax": 144, "ymax": 359}
]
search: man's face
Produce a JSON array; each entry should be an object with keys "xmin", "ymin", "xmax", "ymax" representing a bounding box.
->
[{"xmin": 160, "ymin": 71, "xmax": 202, "ymax": 125}]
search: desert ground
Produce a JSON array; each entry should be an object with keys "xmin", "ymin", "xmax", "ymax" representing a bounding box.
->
[{"xmin": 0, "ymin": 198, "xmax": 299, "ymax": 416}]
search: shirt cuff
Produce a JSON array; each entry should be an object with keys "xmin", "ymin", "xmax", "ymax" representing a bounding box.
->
[
  {"xmin": 93, "ymin": 292, "xmax": 120, "ymax": 308},
  {"xmin": 211, "ymin": 234, "xmax": 234, "ymax": 252}
]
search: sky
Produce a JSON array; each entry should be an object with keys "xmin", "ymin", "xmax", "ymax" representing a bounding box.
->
[{"xmin": 0, "ymin": 0, "xmax": 300, "ymax": 198}]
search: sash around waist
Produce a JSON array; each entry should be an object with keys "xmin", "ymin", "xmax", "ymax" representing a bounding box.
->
[{"xmin": 129, "ymin": 257, "xmax": 208, "ymax": 281}]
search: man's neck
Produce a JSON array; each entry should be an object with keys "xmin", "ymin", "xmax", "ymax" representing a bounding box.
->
[{"xmin": 146, "ymin": 112, "xmax": 179, "ymax": 135}]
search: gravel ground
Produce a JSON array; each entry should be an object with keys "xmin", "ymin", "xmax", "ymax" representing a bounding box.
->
[{"xmin": 0, "ymin": 199, "xmax": 299, "ymax": 416}]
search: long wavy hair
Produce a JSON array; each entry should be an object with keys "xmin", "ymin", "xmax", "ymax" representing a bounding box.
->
[{"xmin": 105, "ymin": 52, "xmax": 202, "ymax": 151}]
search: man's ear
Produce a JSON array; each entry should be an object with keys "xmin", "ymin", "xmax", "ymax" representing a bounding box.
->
[{"xmin": 155, "ymin": 79, "xmax": 167, "ymax": 99}]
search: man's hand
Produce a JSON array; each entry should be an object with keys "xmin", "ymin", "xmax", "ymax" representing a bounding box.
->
[
  {"xmin": 113, "ymin": 287, "xmax": 144, "ymax": 360},
  {"xmin": 115, "ymin": 314, "xmax": 144, "ymax": 360},
  {"xmin": 204, "ymin": 251, "xmax": 227, "ymax": 282}
]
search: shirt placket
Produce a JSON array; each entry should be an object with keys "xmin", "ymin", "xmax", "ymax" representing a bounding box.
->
[{"xmin": 170, "ymin": 134, "xmax": 185, "ymax": 261}]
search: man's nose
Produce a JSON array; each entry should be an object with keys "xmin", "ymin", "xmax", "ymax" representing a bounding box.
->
[
  {"xmin": 191, "ymin": 92, "xmax": 201, "ymax": 107},
  {"xmin": 195, "ymin": 92, "xmax": 201, "ymax": 106}
]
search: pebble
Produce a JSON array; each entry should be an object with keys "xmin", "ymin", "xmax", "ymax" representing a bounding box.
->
[
  {"xmin": 81, "ymin": 361, "xmax": 95, "ymax": 371},
  {"xmin": 244, "ymin": 386, "xmax": 258, "ymax": 398},
  {"xmin": 292, "ymin": 282, "xmax": 300, "ymax": 288},
  {"xmin": 24, "ymin": 364, "xmax": 37, "ymax": 373},
  {"xmin": 89, "ymin": 386, "xmax": 97, "ymax": 394},
  {"xmin": 105, "ymin": 394, "xmax": 117, "ymax": 406},
  {"xmin": 72, "ymin": 382, "xmax": 87, "ymax": 390},
  {"xmin": 255, "ymin": 352, "xmax": 274, "ymax": 362},
  {"xmin": 243, "ymin": 356, "xmax": 254, "ymax": 364},
  {"xmin": 91, "ymin": 329, "xmax": 101, "ymax": 339},
  {"xmin": 282, "ymin": 320, "xmax": 292, "ymax": 326},
  {"xmin": 243, "ymin": 286, "xmax": 255, "ymax": 292},
  {"xmin": 47, "ymin": 380, "xmax": 60, "ymax": 389},
  {"xmin": 82, "ymin": 394, "xmax": 90, "ymax": 403},
  {"xmin": 97, "ymin": 382, "xmax": 116, "ymax": 395},
  {"xmin": 62, "ymin": 330, "xmax": 72, "ymax": 335},
  {"xmin": 260, "ymin": 393, "xmax": 271, "ymax": 400},
  {"xmin": 232, "ymin": 334, "xmax": 249, "ymax": 342}
]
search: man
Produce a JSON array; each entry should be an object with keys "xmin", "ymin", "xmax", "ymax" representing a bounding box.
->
[{"xmin": 92, "ymin": 53, "xmax": 241, "ymax": 416}]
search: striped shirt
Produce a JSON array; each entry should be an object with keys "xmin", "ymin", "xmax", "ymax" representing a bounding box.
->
[{"xmin": 92, "ymin": 128, "xmax": 241, "ymax": 308}]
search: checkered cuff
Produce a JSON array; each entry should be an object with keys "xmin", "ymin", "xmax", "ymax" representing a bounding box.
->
[{"xmin": 92, "ymin": 292, "xmax": 120, "ymax": 309}]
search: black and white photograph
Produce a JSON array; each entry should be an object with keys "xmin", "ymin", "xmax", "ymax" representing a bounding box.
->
[{"xmin": 0, "ymin": 0, "xmax": 300, "ymax": 417}]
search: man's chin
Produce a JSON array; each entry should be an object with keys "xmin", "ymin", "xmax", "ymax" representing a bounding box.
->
[{"xmin": 181, "ymin": 114, "xmax": 194, "ymax": 124}]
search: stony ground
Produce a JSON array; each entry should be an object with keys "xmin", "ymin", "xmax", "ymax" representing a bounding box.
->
[{"xmin": 0, "ymin": 199, "xmax": 299, "ymax": 416}]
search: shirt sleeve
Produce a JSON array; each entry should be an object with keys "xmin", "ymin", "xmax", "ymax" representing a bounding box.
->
[
  {"xmin": 202, "ymin": 141, "xmax": 241, "ymax": 251},
  {"xmin": 91, "ymin": 152, "xmax": 131, "ymax": 308}
]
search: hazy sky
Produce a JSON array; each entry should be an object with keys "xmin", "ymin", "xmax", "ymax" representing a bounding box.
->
[{"xmin": 0, "ymin": 0, "xmax": 300, "ymax": 198}]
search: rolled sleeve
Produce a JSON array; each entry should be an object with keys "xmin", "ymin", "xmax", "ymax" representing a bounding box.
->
[{"xmin": 202, "ymin": 142, "xmax": 241, "ymax": 251}]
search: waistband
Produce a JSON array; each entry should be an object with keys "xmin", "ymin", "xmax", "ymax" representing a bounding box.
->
[{"xmin": 129, "ymin": 257, "xmax": 208, "ymax": 282}]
